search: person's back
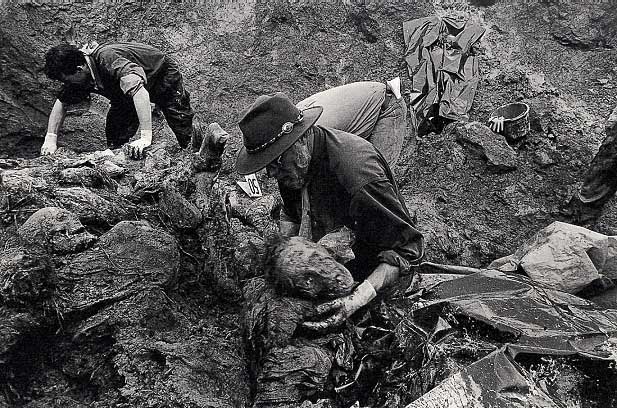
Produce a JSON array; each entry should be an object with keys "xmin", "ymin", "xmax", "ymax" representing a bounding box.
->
[
  {"xmin": 296, "ymin": 81, "xmax": 407, "ymax": 165},
  {"xmin": 297, "ymin": 82, "xmax": 386, "ymax": 139}
]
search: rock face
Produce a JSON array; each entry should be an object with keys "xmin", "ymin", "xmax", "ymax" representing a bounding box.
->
[{"xmin": 547, "ymin": 3, "xmax": 617, "ymax": 49}]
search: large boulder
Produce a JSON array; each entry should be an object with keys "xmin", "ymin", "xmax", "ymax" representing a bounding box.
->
[{"xmin": 490, "ymin": 221, "xmax": 617, "ymax": 293}]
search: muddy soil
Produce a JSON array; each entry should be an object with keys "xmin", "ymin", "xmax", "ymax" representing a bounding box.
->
[{"xmin": 1, "ymin": 0, "xmax": 617, "ymax": 406}]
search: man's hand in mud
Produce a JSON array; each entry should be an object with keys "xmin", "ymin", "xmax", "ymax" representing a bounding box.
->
[
  {"xmin": 302, "ymin": 280, "xmax": 376, "ymax": 332},
  {"xmin": 127, "ymin": 130, "xmax": 152, "ymax": 160}
]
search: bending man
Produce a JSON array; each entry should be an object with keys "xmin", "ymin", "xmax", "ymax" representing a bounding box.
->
[
  {"xmin": 235, "ymin": 92, "xmax": 424, "ymax": 330},
  {"xmin": 42, "ymin": 41, "xmax": 195, "ymax": 159},
  {"xmin": 297, "ymin": 80, "xmax": 407, "ymax": 165}
]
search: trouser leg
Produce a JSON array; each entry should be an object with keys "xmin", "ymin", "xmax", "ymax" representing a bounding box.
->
[
  {"xmin": 156, "ymin": 59, "xmax": 195, "ymax": 149},
  {"xmin": 105, "ymin": 103, "xmax": 139, "ymax": 149},
  {"xmin": 161, "ymin": 87, "xmax": 194, "ymax": 149},
  {"xmin": 369, "ymin": 93, "xmax": 407, "ymax": 166},
  {"xmin": 579, "ymin": 115, "xmax": 617, "ymax": 205}
]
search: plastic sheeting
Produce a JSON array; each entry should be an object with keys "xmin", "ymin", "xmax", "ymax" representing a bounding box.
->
[
  {"xmin": 403, "ymin": 16, "xmax": 485, "ymax": 131},
  {"xmin": 405, "ymin": 349, "xmax": 560, "ymax": 408},
  {"xmin": 396, "ymin": 270, "xmax": 617, "ymax": 407},
  {"xmin": 416, "ymin": 269, "xmax": 617, "ymax": 359}
]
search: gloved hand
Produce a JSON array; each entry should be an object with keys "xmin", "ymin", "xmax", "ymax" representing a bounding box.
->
[
  {"xmin": 41, "ymin": 133, "xmax": 58, "ymax": 156},
  {"xmin": 128, "ymin": 129, "xmax": 152, "ymax": 160},
  {"xmin": 302, "ymin": 280, "xmax": 376, "ymax": 331},
  {"xmin": 489, "ymin": 116, "xmax": 505, "ymax": 133}
]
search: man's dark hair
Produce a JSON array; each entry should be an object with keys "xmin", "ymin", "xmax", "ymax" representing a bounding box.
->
[{"xmin": 44, "ymin": 44, "xmax": 86, "ymax": 81}]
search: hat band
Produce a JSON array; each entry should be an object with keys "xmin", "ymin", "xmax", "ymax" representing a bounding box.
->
[{"xmin": 246, "ymin": 112, "xmax": 304, "ymax": 154}]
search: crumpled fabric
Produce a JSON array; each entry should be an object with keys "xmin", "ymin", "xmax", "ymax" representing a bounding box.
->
[
  {"xmin": 403, "ymin": 16, "xmax": 485, "ymax": 131},
  {"xmin": 410, "ymin": 269, "xmax": 617, "ymax": 359},
  {"xmin": 243, "ymin": 278, "xmax": 355, "ymax": 407}
]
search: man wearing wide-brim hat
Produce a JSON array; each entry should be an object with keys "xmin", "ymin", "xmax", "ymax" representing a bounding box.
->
[{"xmin": 236, "ymin": 92, "xmax": 425, "ymax": 331}]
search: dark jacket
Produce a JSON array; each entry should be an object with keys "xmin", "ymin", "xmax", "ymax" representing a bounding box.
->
[
  {"xmin": 58, "ymin": 42, "xmax": 181, "ymax": 107},
  {"xmin": 280, "ymin": 126, "xmax": 425, "ymax": 280}
]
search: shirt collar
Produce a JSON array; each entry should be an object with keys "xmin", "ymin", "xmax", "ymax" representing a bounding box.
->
[{"xmin": 80, "ymin": 42, "xmax": 104, "ymax": 90}]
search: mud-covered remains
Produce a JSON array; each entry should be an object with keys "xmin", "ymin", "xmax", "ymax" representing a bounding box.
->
[
  {"xmin": 245, "ymin": 237, "xmax": 357, "ymax": 407},
  {"xmin": 0, "ymin": 148, "xmax": 252, "ymax": 407},
  {"xmin": 2, "ymin": 0, "xmax": 617, "ymax": 406},
  {"xmin": 264, "ymin": 236, "xmax": 355, "ymax": 300}
]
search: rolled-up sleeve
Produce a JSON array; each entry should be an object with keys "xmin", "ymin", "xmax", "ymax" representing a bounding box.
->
[
  {"xmin": 349, "ymin": 180, "xmax": 424, "ymax": 274},
  {"xmin": 119, "ymin": 73, "xmax": 145, "ymax": 97},
  {"xmin": 99, "ymin": 52, "xmax": 147, "ymax": 96}
]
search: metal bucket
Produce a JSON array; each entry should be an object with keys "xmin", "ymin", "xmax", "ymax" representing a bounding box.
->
[{"xmin": 490, "ymin": 102, "xmax": 530, "ymax": 141}]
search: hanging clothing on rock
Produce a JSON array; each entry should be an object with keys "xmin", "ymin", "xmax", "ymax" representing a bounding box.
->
[{"xmin": 403, "ymin": 16, "xmax": 485, "ymax": 133}]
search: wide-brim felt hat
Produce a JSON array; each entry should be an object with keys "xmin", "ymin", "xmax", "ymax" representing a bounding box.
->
[{"xmin": 235, "ymin": 92, "xmax": 323, "ymax": 175}]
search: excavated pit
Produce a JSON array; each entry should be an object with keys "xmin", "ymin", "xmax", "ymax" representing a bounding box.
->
[{"xmin": 2, "ymin": 0, "xmax": 617, "ymax": 406}]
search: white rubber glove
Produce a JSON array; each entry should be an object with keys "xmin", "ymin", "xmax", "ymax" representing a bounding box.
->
[
  {"xmin": 302, "ymin": 280, "xmax": 377, "ymax": 331},
  {"xmin": 128, "ymin": 129, "xmax": 152, "ymax": 160},
  {"xmin": 41, "ymin": 133, "xmax": 58, "ymax": 156},
  {"xmin": 489, "ymin": 116, "xmax": 505, "ymax": 133}
]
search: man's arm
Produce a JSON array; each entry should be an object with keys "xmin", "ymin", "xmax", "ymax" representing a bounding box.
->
[
  {"xmin": 127, "ymin": 86, "xmax": 152, "ymax": 159},
  {"xmin": 302, "ymin": 180, "xmax": 424, "ymax": 331},
  {"xmin": 366, "ymin": 262, "xmax": 400, "ymax": 292},
  {"xmin": 41, "ymin": 99, "xmax": 67, "ymax": 156}
]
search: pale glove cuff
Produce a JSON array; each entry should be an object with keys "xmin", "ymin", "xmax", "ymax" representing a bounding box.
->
[
  {"xmin": 140, "ymin": 129, "xmax": 153, "ymax": 144},
  {"xmin": 45, "ymin": 132, "xmax": 58, "ymax": 142},
  {"xmin": 355, "ymin": 280, "xmax": 377, "ymax": 305}
]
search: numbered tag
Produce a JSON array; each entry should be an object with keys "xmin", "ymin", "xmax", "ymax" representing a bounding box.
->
[{"xmin": 237, "ymin": 173, "xmax": 262, "ymax": 198}]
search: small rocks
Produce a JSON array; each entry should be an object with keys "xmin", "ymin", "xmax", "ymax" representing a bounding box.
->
[{"xmin": 533, "ymin": 150, "xmax": 556, "ymax": 167}]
